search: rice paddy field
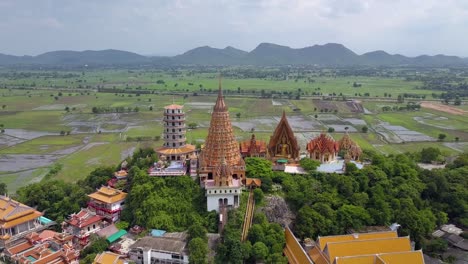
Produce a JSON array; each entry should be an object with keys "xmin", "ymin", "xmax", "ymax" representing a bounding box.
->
[{"xmin": 0, "ymin": 69, "xmax": 467, "ymax": 193}]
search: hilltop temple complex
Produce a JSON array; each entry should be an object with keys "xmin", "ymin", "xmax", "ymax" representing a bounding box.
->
[
  {"xmin": 199, "ymin": 81, "xmax": 245, "ymax": 212},
  {"xmin": 268, "ymin": 111, "xmax": 300, "ymax": 163}
]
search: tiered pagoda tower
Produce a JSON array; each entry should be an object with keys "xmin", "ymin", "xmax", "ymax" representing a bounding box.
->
[
  {"xmin": 199, "ymin": 80, "xmax": 245, "ymax": 212},
  {"xmin": 268, "ymin": 111, "xmax": 300, "ymax": 162},
  {"xmin": 156, "ymin": 104, "xmax": 196, "ymax": 161},
  {"xmin": 199, "ymin": 81, "xmax": 245, "ymax": 182}
]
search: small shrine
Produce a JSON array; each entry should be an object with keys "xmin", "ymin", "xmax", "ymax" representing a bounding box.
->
[
  {"xmin": 338, "ymin": 133, "xmax": 362, "ymax": 161},
  {"xmin": 239, "ymin": 134, "xmax": 267, "ymax": 158},
  {"xmin": 268, "ymin": 111, "xmax": 300, "ymax": 162},
  {"xmin": 306, "ymin": 133, "xmax": 340, "ymax": 163}
]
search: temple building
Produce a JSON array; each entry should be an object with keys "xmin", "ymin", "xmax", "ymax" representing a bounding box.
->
[
  {"xmin": 63, "ymin": 208, "xmax": 105, "ymax": 246},
  {"xmin": 87, "ymin": 186, "xmax": 127, "ymax": 223},
  {"xmin": 199, "ymin": 80, "xmax": 245, "ymax": 212},
  {"xmin": 156, "ymin": 104, "xmax": 196, "ymax": 161},
  {"xmin": 306, "ymin": 133, "xmax": 340, "ymax": 163},
  {"xmin": 284, "ymin": 227, "xmax": 425, "ymax": 264},
  {"xmin": 338, "ymin": 133, "xmax": 362, "ymax": 161},
  {"xmin": 153, "ymin": 104, "xmax": 197, "ymax": 177},
  {"xmin": 239, "ymin": 134, "xmax": 267, "ymax": 158},
  {"xmin": 7, "ymin": 230, "xmax": 79, "ymax": 264},
  {"xmin": 268, "ymin": 111, "xmax": 300, "ymax": 162},
  {"xmin": 0, "ymin": 195, "xmax": 47, "ymax": 249}
]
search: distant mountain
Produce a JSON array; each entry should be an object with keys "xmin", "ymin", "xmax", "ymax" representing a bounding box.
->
[
  {"xmin": 172, "ymin": 46, "xmax": 247, "ymax": 65},
  {"xmin": 0, "ymin": 44, "xmax": 467, "ymax": 67}
]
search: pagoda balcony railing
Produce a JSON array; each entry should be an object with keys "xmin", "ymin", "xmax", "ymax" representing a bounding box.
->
[
  {"xmin": 164, "ymin": 112, "xmax": 185, "ymax": 116},
  {"xmin": 87, "ymin": 202, "xmax": 122, "ymax": 214},
  {"xmin": 163, "ymin": 117, "xmax": 186, "ymax": 122},
  {"xmin": 163, "ymin": 138, "xmax": 187, "ymax": 143},
  {"xmin": 164, "ymin": 130, "xmax": 187, "ymax": 135}
]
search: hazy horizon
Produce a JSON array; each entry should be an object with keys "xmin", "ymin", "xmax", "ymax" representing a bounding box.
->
[{"xmin": 1, "ymin": 0, "xmax": 468, "ymax": 57}]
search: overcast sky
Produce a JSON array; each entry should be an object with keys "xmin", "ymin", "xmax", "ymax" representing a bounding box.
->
[{"xmin": 1, "ymin": 0, "xmax": 467, "ymax": 57}]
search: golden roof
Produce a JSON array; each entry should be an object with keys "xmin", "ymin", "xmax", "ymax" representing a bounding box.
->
[
  {"xmin": 324, "ymin": 237, "xmax": 411, "ymax": 262},
  {"xmin": 88, "ymin": 187, "xmax": 127, "ymax": 204},
  {"xmin": 317, "ymin": 231, "xmax": 398, "ymax": 250},
  {"xmin": 93, "ymin": 251, "xmax": 125, "ymax": 264},
  {"xmin": 308, "ymin": 246, "xmax": 329, "ymax": 264},
  {"xmin": 156, "ymin": 144, "xmax": 196, "ymax": 155},
  {"xmin": 335, "ymin": 255, "xmax": 376, "ymax": 264},
  {"xmin": 0, "ymin": 195, "xmax": 43, "ymax": 229},
  {"xmin": 376, "ymin": 250, "xmax": 424, "ymax": 264}
]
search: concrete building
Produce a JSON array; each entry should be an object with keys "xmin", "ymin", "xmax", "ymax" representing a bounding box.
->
[{"xmin": 129, "ymin": 233, "xmax": 189, "ymax": 264}]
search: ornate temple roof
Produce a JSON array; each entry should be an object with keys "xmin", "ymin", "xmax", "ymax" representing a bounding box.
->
[
  {"xmin": 338, "ymin": 133, "xmax": 362, "ymax": 159},
  {"xmin": 199, "ymin": 80, "xmax": 245, "ymax": 171},
  {"xmin": 306, "ymin": 133, "xmax": 340, "ymax": 154},
  {"xmin": 239, "ymin": 134, "xmax": 267, "ymax": 155},
  {"xmin": 268, "ymin": 111, "xmax": 300, "ymax": 159}
]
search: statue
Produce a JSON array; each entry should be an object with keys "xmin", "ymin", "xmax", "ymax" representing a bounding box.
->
[{"xmin": 277, "ymin": 135, "xmax": 289, "ymax": 157}]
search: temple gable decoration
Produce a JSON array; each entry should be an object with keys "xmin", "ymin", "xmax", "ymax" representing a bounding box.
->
[
  {"xmin": 268, "ymin": 111, "xmax": 300, "ymax": 161},
  {"xmin": 306, "ymin": 133, "xmax": 340, "ymax": 163}
]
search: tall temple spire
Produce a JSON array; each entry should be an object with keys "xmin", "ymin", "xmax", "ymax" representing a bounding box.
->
[
  {"xmin": 199, "ymin": 75, "xmax": 245, "ymax": 182},
  {"xmin": 214, "ymin": 75, "xmax": 227, "ymax": 111}
]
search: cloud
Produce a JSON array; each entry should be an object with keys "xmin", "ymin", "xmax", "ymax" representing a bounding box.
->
[{"xmin": 0, "ymin": 0, "xmax": 467, "ymax": 56}]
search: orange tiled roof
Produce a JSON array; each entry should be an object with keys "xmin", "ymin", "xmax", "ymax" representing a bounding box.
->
[
  {"xmin": 0, "ymin": 195, "xmax": 43, "ymax": 229},
  {"xmin": 306, "ymin": 133, "xmax": 339, "ymax": 155},
  {"xmin": 67, "ymin": 208, "xmax": 103, "ymax": 228},
  {"xmin": 245, "ymin": 178, "xmax": 262, "ymax": 187},
  {"xmin": 317, "ymin": 231, "xmax": 398, "ymax": 250},
  {"xmin": 324, "ymin": 237, "xmax": 411, "ymax": 262},
  {"xmin": 88, "ymin": 187, "xmax": 127, "ymax": 204},
  {"xmin": 93, "ymin": 251, "xmax": 125, "ymax": 264},
  {"xmin": 309, "ymin": 246, "xmax": 329, "ymax": 264},
  {"xmin": 156, "ymin": 144, "xmax": 196, "ymax": 155},
  {"xmin": 239, "ymin": 134, "xmax": 267, "ymax": 154},
  {"xmin": 376, "ymin": 250, "xmax": 425, "ymax": 264},
  {"xmin": 335, "ymin": 255, "xmax": 376, "ymax": 264},
  {"xmin": 165, "ymin": 104, "xmax": 183, "ymax": 110}
]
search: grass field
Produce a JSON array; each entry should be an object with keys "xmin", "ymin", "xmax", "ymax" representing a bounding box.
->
[{"xmin": 0, "ymin": 69, "xmax": 466, "ymax": 193}]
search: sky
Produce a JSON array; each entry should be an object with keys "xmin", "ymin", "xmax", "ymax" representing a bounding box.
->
[{"xmin": 1, "ymin": 0, "xmax": 467, "ymax": 57}]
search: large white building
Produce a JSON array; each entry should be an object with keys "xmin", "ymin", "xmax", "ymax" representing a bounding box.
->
[{"xmin": 129, "ymin": 233, "xmax": 189, "ymax": 264}]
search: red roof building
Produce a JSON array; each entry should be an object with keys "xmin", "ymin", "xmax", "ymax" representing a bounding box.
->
[
  {"xmin": 239, "ymin": 134, "xmax": 267, "ymax": 158},
  {"xmin": 306, "ymin": 133, "xmax": 340, "ymax": 163},
  {"xmin": 63, "ymin": 208, "xmax": 105, "ymax": 247}
]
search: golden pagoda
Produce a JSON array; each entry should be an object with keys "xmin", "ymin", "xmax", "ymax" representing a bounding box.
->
[
  {"xmin": 198, "ymin": 79, "xmax": 245, "ymax": 183},
  {"xmin": 268, "ymin": 111, "xmax": 300, "ymax": 162}
]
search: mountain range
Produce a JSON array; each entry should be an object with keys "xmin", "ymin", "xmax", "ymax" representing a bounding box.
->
[{"xmin": 1, "ymin": 43, "xmax": 467, "ymax": 67}]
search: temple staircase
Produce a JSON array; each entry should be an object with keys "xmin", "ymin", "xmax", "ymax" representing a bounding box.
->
[{"xmin": 241, "ymin": 189, "xmax": 255, "ymax": 241}]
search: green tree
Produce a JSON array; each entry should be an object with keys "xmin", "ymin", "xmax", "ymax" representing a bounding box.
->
[
  {"xmin": 253, "ymin": 188, "xmax": 264, "ymax": 204},
  {"xmin": 252, "ymin": 242, "xmax": 269, "ymax": 261},
  {"xmin": 336, "ymin": 204, "xmax": 371, "ymax": 232},
  {"xmin": 299, "ymin": 158, "xmax": 320, "ymax": 172},
  {"xmin": 438, "ymin": 133, "xmax": 447, "ymax": 141},
  {"xmin": 361, "ymin": 126, "xmax": 368, "ymax": 133},
  {"xmin": 188, "ymin": 223, "xmax": 207, "ymax": 242},
  {"xmin": 0, "ymin": 182, "xmax": 7, "ymax": 195},
  {"xmin": 328, "ymin": 127, "xmax": 335, "ymax": 133},
  {"xmin": 420, "ymin": 147, "xmax": 442, "ymax": 163},
  {"xmin": 189, "ymin": 237, "xmax": 208, "ymax": 264},
  {"xmin": 236, "ymin": 112, "xmax": 241, "ymax": 118}
]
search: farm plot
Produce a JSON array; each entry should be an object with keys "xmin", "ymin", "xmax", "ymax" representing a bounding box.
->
[
  {"xmin": 276, "ymin": 115, "xmax": 318, "ymax": 131},
  {"xmin": 232, "ymin": 117, "xmax": 278, "ymax": 132}
]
